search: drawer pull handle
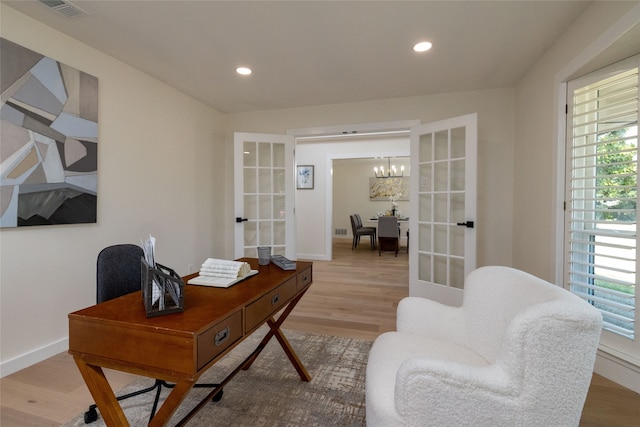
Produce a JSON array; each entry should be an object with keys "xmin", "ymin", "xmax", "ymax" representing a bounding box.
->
[
  {"xmin": 271, "ymin": 294, "xmax": 280, "ymax": 306},
  {"xmin": 214, "ymin": 327, "xmax": 230, "ymax": 346},
  {"xmin": 302, "ymin": 275, "xmax": 308, "ymax": 282}
]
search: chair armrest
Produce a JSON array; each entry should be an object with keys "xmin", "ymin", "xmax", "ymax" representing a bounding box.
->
[
  {"xmin": 395, "ymin": 358, "xmax": 519, "ymax": 426},
  {"xmin": 396, "ymin": 297, "xmax": 466, "ymax": 343}
]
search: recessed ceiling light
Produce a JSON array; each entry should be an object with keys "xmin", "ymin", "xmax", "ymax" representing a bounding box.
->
[
  {"xmin": 413, "ymin": 41, "xmax": 433, "ymax": 53},
  {"xmin": 236, "ymin": 67, "xmax": 252, "ymax": 75}
]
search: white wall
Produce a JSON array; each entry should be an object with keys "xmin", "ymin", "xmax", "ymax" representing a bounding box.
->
[
  {"xmin": 514, "ymin": 1, "xmax": 640, "ymax": 392},
  {"xmin": 514, "ymin": 1, "xmax": 640, "ymax": 281},
  {"xmin": 0, "ymin": 5, "xmax": 228, "ymax": 375},
  {"xmin": 227, "ymin": 88, "xmax": 516, "ymax": 266}
]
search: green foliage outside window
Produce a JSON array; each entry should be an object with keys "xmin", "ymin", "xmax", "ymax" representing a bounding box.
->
[{"xmin": 595, "ymin": 128, "xmax": 637, "ymax": 222}]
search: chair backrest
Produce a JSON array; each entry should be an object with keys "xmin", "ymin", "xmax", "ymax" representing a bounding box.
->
[
  {"xmin": 377, "ymin": 216, "xmax": 399, "ymax": 238},
  {"xmin": 349, "ymin": 214, "xmax": 358, "ymax": 234},
  {"xmin": 461, "ymin": 266, "xmax": 602, "ymax": 424},
  {"xmin": 462, "ymin": 266, "xmax": 571, "ymax": 361},
  {"xmin": 96, "ymin": 244, "xmax": 145, "ymax": 303},
  {"xmin": 354, "ymin": 213, "xmax": 364, "ymax": 229}
]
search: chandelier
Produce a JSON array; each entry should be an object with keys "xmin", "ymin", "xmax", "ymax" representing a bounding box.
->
[{"xmin": 374, "ymin": 157, "xmax": 404, "ymax": 178}]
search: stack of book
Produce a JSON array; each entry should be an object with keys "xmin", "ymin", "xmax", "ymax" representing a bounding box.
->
[{"xmin": 187, "ymin": 258, "xmax": 257, "ymax": 288}]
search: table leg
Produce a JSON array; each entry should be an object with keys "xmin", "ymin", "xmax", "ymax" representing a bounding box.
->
[
  {"xmin": 175, "ymin": 287, "xmax": 312, "ymax": 426},
  {"xmin": 272, "ymin": 323, "xmax": 312, "ymax": 381},
  {"xmin": 148, "ymin": 380, "xmax": 194, "ymax": 427},
  {"xmin": 243, "ymin": 288, "xmax": 311, "ymax": 381},
  {"xmin": 73, "ymin": 356, "xmax": 130, "ymax": 427},
  {"xmin": 74, "ymin": 355, "xmax": 195, "ymax": 427}
]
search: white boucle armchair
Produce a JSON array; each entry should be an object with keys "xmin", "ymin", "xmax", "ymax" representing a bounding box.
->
[{"xmin": 366, "ymin": 266, "xmax": 603, "ymax": 427}]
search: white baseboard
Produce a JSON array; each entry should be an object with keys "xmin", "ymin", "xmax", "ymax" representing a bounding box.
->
[
  {"xmin": 297, "ymin": 253, "xmax": 331, "ymax": 261},
  {"xmin": 0, "ymin": 337, "xmax": 68, "ymax": 378},
  {"xmin": 594, "ymin": 349, "xmax": 640, "ymax": 394}
]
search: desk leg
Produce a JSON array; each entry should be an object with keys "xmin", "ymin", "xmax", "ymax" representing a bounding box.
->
[
  {"xmin": 73, "ymin": 356, "xmax": 130, "ymax": 427},
  {"xmin": 243, "ymin": 288, "xmax": 311, "ymax": 381},
  {"xmin": 74, "ymin": 355, "xmax": 195, "ymax": 427},
  {"xmin": 175, "ymin": 288, "xmax": 312, "ymax": 426},
  {"xmin": 148, "ymin": 380, "xmax": 194, "ymax": 427},
  {"xmin": 272, "ymin": 322, "xmax": 312, "ymax": 381}
]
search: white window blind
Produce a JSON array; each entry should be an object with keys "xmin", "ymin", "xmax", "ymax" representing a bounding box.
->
[{"xmin": 567, "ymin": 66, "xmax": 638, "ymax": 340}]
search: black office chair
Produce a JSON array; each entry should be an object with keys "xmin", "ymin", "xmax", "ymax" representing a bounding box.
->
[{"xmin": 84, "ymin": 244, "xmax": 222, "ymax": 424}]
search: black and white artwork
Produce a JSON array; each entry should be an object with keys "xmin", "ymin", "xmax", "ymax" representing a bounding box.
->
[{"xmin": 1, "ymin": 38, "xmax": 98, "ymax": 228}]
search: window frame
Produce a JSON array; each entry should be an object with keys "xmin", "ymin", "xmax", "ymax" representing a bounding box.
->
[{"xmin": 563, "ymin": 54, "xmax": 640, "ymax": 366}]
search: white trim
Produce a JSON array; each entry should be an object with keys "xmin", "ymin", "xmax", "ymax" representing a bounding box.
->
[
  {"xmin": 594, "ymin": 349, "xmax": 640, "ymax": 394},
  {"xmin": 0, "ymin": 338, "xmax": 68, "ymax": 378},
  {"xmin": 559, "ymin": 2, "xmax": 640, "ymax": 83},
  {"xmin": 287, "ymin": 120, "xmax": 420, "ymax": 138},
  {"xmin": 325, "ymin": 152, "xmax": 334, "ymax": 261},
  {"xmin": 554, "ymin": 81, "xmax": 568, "ymax": 286},
  {"xmin": 295, "ymin": 253, "xmax": 329, "ymax": 261}
]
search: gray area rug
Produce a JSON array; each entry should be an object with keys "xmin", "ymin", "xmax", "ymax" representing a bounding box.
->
[{"xmin": 64, "ymin": 328, "xmax": 371, "ymax": 426}]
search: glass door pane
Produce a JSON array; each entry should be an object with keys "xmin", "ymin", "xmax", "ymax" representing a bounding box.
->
[
  {"xmin": 410, "ymin": 114, "xmax": 477, "ymax": 305},
  {"xmin": 234, "ymin": 133, "xmax": 294, "ymax": 259}
]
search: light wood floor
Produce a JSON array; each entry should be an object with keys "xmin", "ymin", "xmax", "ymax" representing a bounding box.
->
[{"xmin": 1, "ymin": 238, "xmax": 638, "ymax": 426}]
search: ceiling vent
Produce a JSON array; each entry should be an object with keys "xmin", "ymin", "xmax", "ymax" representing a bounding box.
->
[{"xmin": 38, "ymin": 0, "xmax": 87, "ymax": 18}]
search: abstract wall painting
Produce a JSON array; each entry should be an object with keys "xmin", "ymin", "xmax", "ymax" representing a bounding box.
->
[
  {"xmin": 369, "ymin": 177, "xmax": 409, "ymax": 201},
  {"xmin": 1, "ymin": 38, "xmax": 98, "ymax": 228}
]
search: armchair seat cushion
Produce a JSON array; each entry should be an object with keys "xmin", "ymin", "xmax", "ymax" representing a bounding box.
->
[{"xmin": 367, "ymin": 331, "xmax": 489, "ymax": 425}]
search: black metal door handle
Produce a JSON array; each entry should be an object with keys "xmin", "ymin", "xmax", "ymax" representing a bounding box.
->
[
  {"xmin": 456, "ymin": 221, "xmax": 474, "ymax": 228},
  {"xmin": 235, "ymin": 217, "xmax": 248, "ymax": 223}
]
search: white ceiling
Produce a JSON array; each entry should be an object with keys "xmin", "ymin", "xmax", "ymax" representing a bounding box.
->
[{"xmin": 2, "ymin": 1, "xmax": 598, "ymax": 114}]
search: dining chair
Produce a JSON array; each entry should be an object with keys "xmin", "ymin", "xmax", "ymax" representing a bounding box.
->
[
  {"xmin": 350, "ymin": 214, "xmax": 376, "ymax": 250},
  {"xmin": 378, "ymin": 216, "xmax": 400, "ymax": 256},
  {"xmin": 406, "ymin": 229, "xmax": 409, "ymax": 253},
  {"xmin": 355, "ymin": 214, "xmax": 377, "ymax": 245}
]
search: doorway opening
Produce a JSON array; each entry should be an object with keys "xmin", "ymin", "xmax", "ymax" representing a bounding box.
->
[{"xmin": 291, "ymin": 124, "xmax": 414, "ymax": 261}]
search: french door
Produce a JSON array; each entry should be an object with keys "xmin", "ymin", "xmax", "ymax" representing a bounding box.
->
[
  {"xmin": 234, "ymin": 133, "xmax": 295, "ymax": 259},
  {"xmin": 409, "ymin": 113, "xmax": 477, "ymax": 306}
]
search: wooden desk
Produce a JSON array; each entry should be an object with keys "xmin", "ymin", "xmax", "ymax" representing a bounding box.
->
[{"xmin": 69, "ymin": 258, "xmax": 312, "ymax": 426}]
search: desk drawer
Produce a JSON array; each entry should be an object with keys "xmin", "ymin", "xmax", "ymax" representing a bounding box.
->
[
  {"xmin": 197, "ymin": 311, "xmax": 242, "ymax": 370},
  {"xmin": 297, "ymin": 266, "xmax": 312, "ymax": 291},
  {"xmin": 245, "ymin": 276, "xmax": 297, "ymax": 332}
]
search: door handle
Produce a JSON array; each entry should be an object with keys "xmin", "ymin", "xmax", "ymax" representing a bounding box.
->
[
  {"xmin": 456, "ymin": 221, "xmax": 474, "ymax": 228},
  {"xmin": 235, "ymin": 217, "xmax": 248, "ymax": 223}
]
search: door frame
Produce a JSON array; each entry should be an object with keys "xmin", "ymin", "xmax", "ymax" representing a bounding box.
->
[{"xmin": 289, "ymin": 120, "xmax": 420, "ymax": 261}]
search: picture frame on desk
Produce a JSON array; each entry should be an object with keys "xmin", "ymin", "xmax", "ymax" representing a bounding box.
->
[{"xmin": 297, "ymin": 165, "xmax": 314, "ymax": 189}]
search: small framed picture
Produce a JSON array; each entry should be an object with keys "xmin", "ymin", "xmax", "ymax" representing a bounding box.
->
[{"xmin": 296, "ymin": 165, "xmax": 314, "ymax": 189}]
